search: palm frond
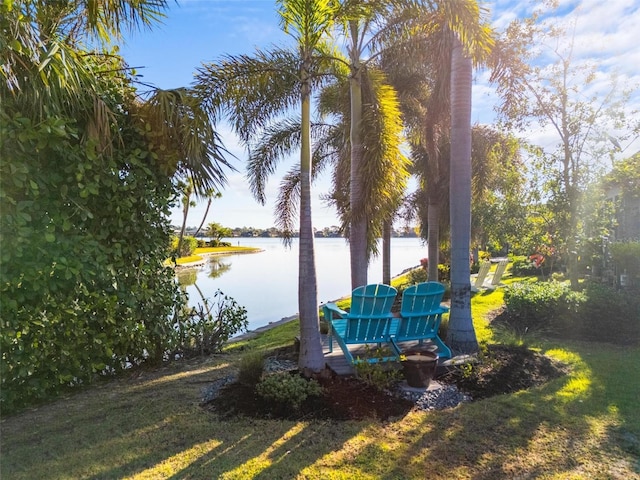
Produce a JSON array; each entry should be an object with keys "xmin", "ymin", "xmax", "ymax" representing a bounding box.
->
[
  {"xmin": 247, "ymin": 117, "xmax": 302, "ymax": 204},
  {"xmin": 275, "ymin": 166, "xmax": 301, "ymax": 245},
  {"xmin": 139, "ymin": 87, "xmax": 235, "ymax": 193},
  {"xmin": 196, "ymin": 48, "xmax": 302, "ymax": 144}
]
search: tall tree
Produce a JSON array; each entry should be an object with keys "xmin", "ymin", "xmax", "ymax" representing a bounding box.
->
[
  {"xmin": 1, "ymin": 0, "xmax": 236, "ymax": 408},
  {"xmin": 447, "ymin": 36, "xmax": 477, "ymax": 354},
  {"xmin": 378, "ymin": 0, "xmax": 494, "ymax": 282},
  {"xmin": 195, "ymin": 0, "xmax": 337, "ymax": 373},
  {"xmin": 490, "ymin": 7, "xmax": 638, "ymax": 289},
  {"xmin": 331, "ymin": 0, "xmax": 411, "ymax": 289},
  {"xmin": 193, "ymin": 190, "xmax": 222, "ymax": 237}
]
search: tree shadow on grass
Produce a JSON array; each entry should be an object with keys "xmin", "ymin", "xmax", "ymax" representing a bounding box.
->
[
  {"xmin": 371, "ymin": 342, "xmax": 640, "ymax": 479},
  {"xmin": 0, "ymin": 353, "xmax": 362, "ymax": 480}
]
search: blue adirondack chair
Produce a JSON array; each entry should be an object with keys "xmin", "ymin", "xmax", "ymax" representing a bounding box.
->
[
  {"xmin": 321, "ymin": 283, "xmax": 398, "ymax": 364},
  {"xmin": 389, "ymin": 282, "xmax": 452, "ymax": 359}
]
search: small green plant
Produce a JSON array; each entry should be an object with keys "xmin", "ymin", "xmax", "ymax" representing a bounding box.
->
[
  {"xmin": 503, "ymin": 281, "xmax": 571, "ymax": 331},
  {"xmin": 255, "ymin": 372, "xmax": 323, "ymax": 410},
  {"xmin": 238, "ymin": 350, "xmax": 264, "ymax": 386},
  {"xmin": 174, "ymin": 290, "xmax": 248, "ymax": 357},
  {"xmin": 354, "ymin": 347, "xmax": 403, "ymax": 390},
  {"xmin": 407, "ymin": 266, "xmax": 427, "ymax": 284},
  {"xmin": 172, "ymin": 235, "xmax": 198, "ymax": 257},
  {"xmin": 458, "ymin": 362, "xmax": 474, "ymax": 379}
]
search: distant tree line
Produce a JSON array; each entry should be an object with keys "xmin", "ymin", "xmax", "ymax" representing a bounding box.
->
[{"xmin": 176, "ymin": 225, "xmax": 420, "ymax": 238}]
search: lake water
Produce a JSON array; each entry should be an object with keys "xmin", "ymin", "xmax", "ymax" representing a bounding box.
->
[{"xmin": 177, "ymin": 237, "xmax": 427, "ymax": 332}]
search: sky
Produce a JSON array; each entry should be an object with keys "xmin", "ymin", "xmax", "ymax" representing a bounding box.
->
[{"xmin": 119, "ymin": 0, "xmax": 640, "ymax": 229}]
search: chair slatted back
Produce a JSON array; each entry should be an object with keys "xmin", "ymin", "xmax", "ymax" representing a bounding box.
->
[
  {"xmin": 474, "ymin": 261, "xmax": 491, "ymax": 288},
  {"xmin": 344, "ymin": 284, "xmax": 397, "ymax": 343},
  {"xmin": 491, "ymin": 259, "xmax": 509, "ymax": 285},
  {"xmin": 397, "ymin": 282, "xmax": 445, "ymax": 338}
]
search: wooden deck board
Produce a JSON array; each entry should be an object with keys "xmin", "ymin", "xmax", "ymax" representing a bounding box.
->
[{"xmin": 321, "ymin": 335, "xmax": 454, "ymax": 376}]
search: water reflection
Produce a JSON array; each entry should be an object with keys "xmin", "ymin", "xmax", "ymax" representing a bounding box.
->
[
  {"xmin": 208, "ymin": 256, "xmax": 232, "ymax": 279},
  {"xmin": 180, "ymin": 237, "xmax": 427, "ymax": 332},
  {"xmin": 176, "ymin": 269, "xmax": 198, "ymax": 286}
]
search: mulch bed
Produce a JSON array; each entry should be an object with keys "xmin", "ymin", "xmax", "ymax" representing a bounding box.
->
[{"xmin": 202, "ymin": 343, "xmax": 568, "ymax": 421}]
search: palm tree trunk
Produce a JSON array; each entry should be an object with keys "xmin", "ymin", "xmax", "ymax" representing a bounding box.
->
[
  {"xmin": 298, "ymin": 72, "xmax": 325, "ymax": 373},
  {"xmin": 425, "ymin": 121, "xmax": 441, "ymax": 282},
  {"xmin": 349, "ymin": 20, "xmax": 368, "ymax": 290},
  {"xmin": 427, "ymin": 194, "xmax": 440, "ymax": 281},
  {"xmin": 177, "ymin": 196, "xmax": 191, "ymax": 256},
  {"xmin": 382, "ymin": 220, "xmax": 391, "ymax": 284},
  {"xmin": 446, "ymin": 38, "xmax": 478, "ymax": 355},
  {"xmin": 193, "ymin": 197, "xmax": 212, "ymax": 238}
]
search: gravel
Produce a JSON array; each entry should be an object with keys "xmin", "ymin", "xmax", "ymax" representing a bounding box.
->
[{"xmin": 394, "ymin": 382, "xmax": 472, "ymax": 410}]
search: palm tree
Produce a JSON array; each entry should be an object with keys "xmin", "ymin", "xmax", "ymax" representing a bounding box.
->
[
  {"xmin": 447, "ymin": 37, "xmax": 477, "ymax": 354},
  {"xmin": 317, "ymin": 67, "xmax": 410, "ymax": 274},
  {"xmin": 378, "ymin": 0, "xmax": 494, "ymax": 284},
  {"xmin": 176, "ymin": 179, "xmax": 195, "ymax": 256},
  {"xmin": 193, "ymin": 190, "xmax": 222, "ymax": 237},
  {"xmin": 195, "ymin": 0, "xmax": 337, "ymax": 373},
  {"xmin": 1, "ymin": 1, "xmax": 232, "ymax": 193},
  {"xmin": 334, "ymin": 0, "xmax": 409, "ymax": 289}
]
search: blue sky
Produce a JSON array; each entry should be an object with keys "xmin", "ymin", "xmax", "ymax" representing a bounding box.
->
[{"xmin": 119, "ymin": 0, "xmax": 640, "ymax": 229}]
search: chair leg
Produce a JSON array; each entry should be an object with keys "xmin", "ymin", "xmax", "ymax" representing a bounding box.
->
[{"xmin": 434, "ymin": 336, "xmax": 452, "ymax": 359}]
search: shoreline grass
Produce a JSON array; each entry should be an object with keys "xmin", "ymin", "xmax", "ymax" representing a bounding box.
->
[
  {"xmin": 168, "ymin": 246, "xmax": 263, "ymax": 266},
  {"xmin": 2, "ymin": 286, "xmax": 639, "ymax": 479}
]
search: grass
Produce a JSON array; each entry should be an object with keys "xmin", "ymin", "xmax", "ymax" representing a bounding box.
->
[
  {"xmin": 2, "ymin": 285, "xmax": 639, "ymax": 479},
  {"xmin": 168, "ymin": 246, "xmax": 262, "ymax": 266}
]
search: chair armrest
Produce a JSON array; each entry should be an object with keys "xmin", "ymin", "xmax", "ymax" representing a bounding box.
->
[
  {"xmin": 400, "ymin": 306, "xmax": 449, "ymax": 319},
  {"xmin": 322, "ymin": 302, "xmax": 347, "ymax": 321}
]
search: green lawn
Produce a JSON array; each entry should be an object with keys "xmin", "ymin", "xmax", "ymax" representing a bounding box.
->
[{"xmin": 2, "ymin": 286, "xmax": 639, "ymax": 479}]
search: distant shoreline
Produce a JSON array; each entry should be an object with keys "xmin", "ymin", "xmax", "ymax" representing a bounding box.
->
[{"xmin": 172, "ymin": 246, "xmax": 263, "ymax": 270}]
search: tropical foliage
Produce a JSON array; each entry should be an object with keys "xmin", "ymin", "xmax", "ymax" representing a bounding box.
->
[
  {"xmin": 0, "ymin": 0, "xmax": 234, "ymax": 412},
  {"xmin": 195, "ymin": 0, "xmax": 338, "ymax": 371}
]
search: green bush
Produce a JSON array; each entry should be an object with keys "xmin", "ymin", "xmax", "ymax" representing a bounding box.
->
[
  {"xmin": 174, "ymin": 290, "xmax": 248, "ymax": 357},
  {"xmin": 238, "ymin": 351, "xmax": 264, "ymax": 386},
  {"xmin": 353, "ymin": 347, "xmax": 403, "ymax": 390},
  {"xmin": 510, "ymin": 255, "xmax": 539, "ymax": 276},
  {"xmin": 406, "ymin": 264, "xmax": 450, "ymax": 283},
  {"xmin": 208, "ymin": 239, "xmax": 232, "ymax": 247},
  {"xmin": 503, "ymin": 281, "xmax": 575, "ymax": 331},
  {"xmin": 407, "ymin": 267, "xmax": 427, "ymax": 284},
  {"xmin": 177, "ymin": 236, "xmax": 198, "ymax": 257},
  {"xmin": 610, "ymin": 241, "xmax": 640, "ymax": 287},
  {"xmin": 255, "ymin": 372, "xmax": 323, "ymax": 410},
  {"xmin": 503, "ymin": 280, "xmax": 639, "ymax": 344},
  {"xmin": 1, "ymin": 112, "xmax": 183, "ymax": 413},
  {"xmin": 562, "ymin": 282, "xmax": 640, "ymax": 343}
]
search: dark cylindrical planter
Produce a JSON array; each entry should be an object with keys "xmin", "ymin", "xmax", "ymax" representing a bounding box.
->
[{"xmin": 402, "ymin": 351, "xmax": 439, "ymax": 388}]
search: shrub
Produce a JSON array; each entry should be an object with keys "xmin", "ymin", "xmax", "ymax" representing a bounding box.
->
[
  {"xmin": 503, "ymin": 280, "xmax": 639, "ymax": 344},
  {"xmin": 255, "ymin": 372, "xmax": 323, "ymax": 410},
  {"xmin": 407, "ymin": 267, "xmax": 427, "ymax": 284},
  {"xmin": 1, "ymin": 112, "xmax": 183, "ymax": 413},
  {"xmin": 610, "ymin": 241, "xmax": 640, "ymax": 287},
  {"xmin": 208, "ymin": 239, "xmax": 232, "ymax": 247},
  {"xmin": 174, "ymin": 290, "xmax": 248, "ymax": 357},
  {"xmin": 438, "ymin": 263, "xmax": 451, "ymax": 283},
  {"xmin": 406, "ymin": 264, "xmax": 450, "ymax": 283},
  {"xmin": 238, "ymin": 351, "xmax": 265, "ymax": 386},
  {"xmin": 510, "ymin": 255, "xmax": 539, "ymax": 276},
  {"xmin": 562, "ymin": 282, "xmax": 640, "ymax": 343},
  {"xmin": 171, "ymin": 235, "xmax": 198, "ymax": 257},
  {"xmin": 503, "ymin": 281, "xmax": 573, "ymax": 331},
  {"xmin": 354, "ymin": 347, "xmax": 403, "ymax": 390}
]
